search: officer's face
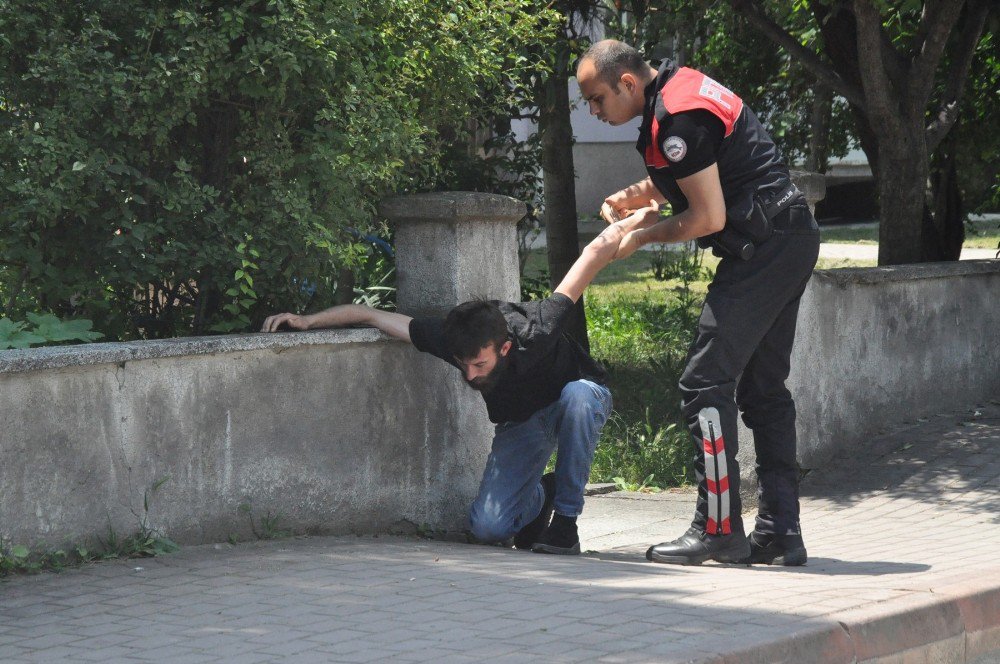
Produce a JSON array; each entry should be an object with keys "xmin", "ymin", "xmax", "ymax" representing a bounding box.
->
[
  {"xmin": 577, "ymin": 58, "xmax": 638, "ymax": 126},
  {"xmin": 456, "ymin": 340, "xmax": 511, "ymax": 392}
]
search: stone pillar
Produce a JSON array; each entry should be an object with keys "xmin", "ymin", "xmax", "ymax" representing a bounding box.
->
[
  {"xmin": 380, "ymin": 192, "xmax": 526, "ymax": 317},
  {"xmin": 790, "ymin": 170, "xmax": 827, "ymax": 216}
]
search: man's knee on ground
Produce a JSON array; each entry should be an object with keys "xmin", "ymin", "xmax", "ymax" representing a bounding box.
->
[{"xmin": 468, "ymin": 505, "xmax": 518, "ymax": 544}]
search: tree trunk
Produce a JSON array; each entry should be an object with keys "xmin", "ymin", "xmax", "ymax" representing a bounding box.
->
[
  {"xmin": 924, "ymin": 132, "xmax": 964, "ymax": 261},
  {"xmin": 875, "ymin": 129, "xmax": 928, "ymax": 265},
  {"xmin": 805, "ymin": 86, "xmax": 832, "ymax": 173},
  {"xmin": 539, "ymin": 47, "xmax": 589, "ymax": 350}
]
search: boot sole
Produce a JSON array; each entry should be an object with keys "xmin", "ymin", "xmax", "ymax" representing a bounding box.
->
[
  {"xmin": 531, "ymin": 542, "xmax": 580, "ymax": 555},
  {"xmin": 748, "ymin": 548, "xmax": 807, "ymax": 566},
  {"xmin": 647, "ymin": 540, "xmax": 751, "ymax": 566}
]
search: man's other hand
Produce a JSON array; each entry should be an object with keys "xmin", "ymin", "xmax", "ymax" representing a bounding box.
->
[{"xmin": 261, "ymin": 312, "xmax": 310, "ymax": 333}]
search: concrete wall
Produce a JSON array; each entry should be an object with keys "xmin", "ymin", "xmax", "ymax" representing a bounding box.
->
[
  {"xmin": 736, "ymin": 260, "xmax": 1000, "ymax": 500},
  {"xmin": 0, "ymin": 192, "xmax": 526, "ymax": 550},
  {"xmin": 573, "ymin": 142, "xmax": 648, "ymax": 219},
  {"xmin": 0, "ymin": 332, "xmax": 489, "ymax": 547}
]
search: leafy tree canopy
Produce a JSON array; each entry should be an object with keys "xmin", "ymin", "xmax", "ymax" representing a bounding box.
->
[{"xmin": 0, "ymin": 0, "xmax": 556, "ymax": 339}]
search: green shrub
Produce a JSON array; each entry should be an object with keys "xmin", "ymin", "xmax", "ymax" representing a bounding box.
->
[
  {"xmin": 0, "ymin": 0, "xmax": 555, "ymax": 340},
  {"xmin": 0, "ymin": 313, "xmax": 103, "ymax": 350}
]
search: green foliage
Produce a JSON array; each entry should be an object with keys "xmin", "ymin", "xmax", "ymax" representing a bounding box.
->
[
  {"xmin": 952, "ymin": 30, "xmax": 999, "ymax": 214},
  {"xmin": 520, "ymin": 267, "xmax": 553, "ymax": 301},
  {"xmin": 0, "ymin": 0, "xmax": 557, "ymax": 340},
  {"xmin": 586, "ymin": 282, "xmax": 705, "ymax": 488},
  {"xmin": 613, "ymin": 472, "xmax": 662, "ymax": 493},
  {"xmin": 601, "ymin": 1, "xmax": 856, "ymax": 168},
  {"xmin": 0, "ymin": 314, "xmax": 103, "ymax": 350},
  {"xmin": 649, "ymin": 242, "xmax": 711, "ymax": 283},
  {"xmin": 238, "ymin": 501, "xmax": 289, "ymax": 540},
  {"xmin": 0, "ymin": 475, "xmax": 177, "ymax": 577}
]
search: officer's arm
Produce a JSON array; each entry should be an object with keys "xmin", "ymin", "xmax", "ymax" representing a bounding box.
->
[
  {"xmin": 616, "ymin": 164, "xmax": 726, "ymax": 255},
  {"xmin": 261, "ymin": 305, "xmax": 413, "ymax": 342},
  {"xmin": 602, "ymin": 177, "xmax": 667, "ymax": 223}
]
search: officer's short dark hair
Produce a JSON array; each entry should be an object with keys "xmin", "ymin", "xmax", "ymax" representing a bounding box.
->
[
  {"xmin": 443, "ymin": 300, "xmax": 509, "ymax": 360},
  {"xmin": 580, "ymin": 40, "xmax": 647, "ymax": 90}
]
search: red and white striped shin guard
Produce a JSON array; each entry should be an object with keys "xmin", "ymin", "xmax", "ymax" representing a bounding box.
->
[{"xmin": 699, "ymin": 407, "xmax": 731, "ymax": 535}]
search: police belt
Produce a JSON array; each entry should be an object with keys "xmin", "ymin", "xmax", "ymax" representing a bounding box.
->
[{"xmin": 700, "ymin": 183, "xmax": 803, "ymax": 261}]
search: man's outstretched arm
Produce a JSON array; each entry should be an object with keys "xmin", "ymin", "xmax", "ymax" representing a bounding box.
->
[
  {"xmin": 261, "ymin": 304, "xmax": 413, "ymax": 342},
  {"xmin": 554, "ymin": 199, "xmax": 661, "ymax": 304}
]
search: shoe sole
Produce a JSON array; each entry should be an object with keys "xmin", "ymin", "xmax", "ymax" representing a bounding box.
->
[
  {"xmin": 647, "ymin": 540, "xmax": 751, "ymax": 566},
  {"xmin": 531, "ymin": 542, "xmax": 580, "ymax": 555},
  {"xmin": 747, "ymin": 549, "xmax": 807, "ymax": 566}
]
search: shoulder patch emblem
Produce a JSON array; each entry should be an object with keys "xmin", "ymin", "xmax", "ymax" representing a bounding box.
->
[{"xmin": 664, "ymin": 136, "xmax": 687, "ymax": 162}]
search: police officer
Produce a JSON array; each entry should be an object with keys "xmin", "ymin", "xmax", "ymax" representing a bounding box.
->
[{"xmin": 576, "ymin": 40, "xmax": 820, "ymax": 566}]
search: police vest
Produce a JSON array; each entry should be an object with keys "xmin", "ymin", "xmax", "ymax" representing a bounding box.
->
[{"xmin": 637, "ymin": 63, "xmax": 795, "ymax": 220}]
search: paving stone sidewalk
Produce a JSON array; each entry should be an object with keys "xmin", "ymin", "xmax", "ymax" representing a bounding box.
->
[{"xmin": 2, "ymin": 400, "xmax": 998, "ymax": 663}]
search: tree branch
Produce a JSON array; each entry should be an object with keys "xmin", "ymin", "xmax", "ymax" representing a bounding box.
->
[
  {"xmin": 910, "ymin": 0, "xmax": 966, "ymax": 112},
  {"xmin": 729, "ymin": 0, "xmax": 866, "ymax": 109},
  {"xmin": 925, "ymin": 0, "xmax": 991, "ymax": 153},
  {"xmin": 851, "ymin": 0, "xmax": 898, "ymax": 132}
]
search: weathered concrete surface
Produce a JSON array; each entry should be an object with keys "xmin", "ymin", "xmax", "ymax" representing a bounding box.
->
[
  {"xmin": 0, "ymin": 331, "xmax": 492, "ymax": 549},
  {"xmin": 383, "ymin": 191, "xmax": 525, "ymax": 317},
  {"xmin": 1, "ymin": 402, "xmax": 998, "ymax": 663},
  {"xmin": 736, "ymin": 259, "xmax": 1000, "ymax": 505}
]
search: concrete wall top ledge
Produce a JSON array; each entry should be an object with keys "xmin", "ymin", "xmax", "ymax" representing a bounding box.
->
[
  {"xmin": 814, "ymin": 258, "xmax": 999, "ymax": 287},
  {"xmin": 380, "ymin": 192, "xmax": 526, "ymax": 224},
  {"xmin": 0, "ymin": 328, "xmax": 395, "ymax": 375}
]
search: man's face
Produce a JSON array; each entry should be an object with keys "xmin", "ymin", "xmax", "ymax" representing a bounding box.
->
[
  {"xmin": 456, "ymin": 340, "xmax": 512, "ymax": 392},
  {"xmin": 577, "ymin": 58, "xmax": 640, "ymax": 126}
]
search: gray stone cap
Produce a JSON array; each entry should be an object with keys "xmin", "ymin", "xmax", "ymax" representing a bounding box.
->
[
  {"xmin": 789, "ymin": 170, "xmax": 826, "ymax": 203},
  {"xmin": 0, "ymin": 328, "xmax": 398, "ymax": 375},
  {"xmin": 815, "ymin": 258, "xmax": 999, "ymax": 287},
  {"xmin": 380, "ymin": 191, "xmax": 527, "ymax": 225}
]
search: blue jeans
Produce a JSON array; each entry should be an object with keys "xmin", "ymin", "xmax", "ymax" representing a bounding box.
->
[{"xmin": 468, "ymin": 379, "xmax": 612, "ymax": 543}]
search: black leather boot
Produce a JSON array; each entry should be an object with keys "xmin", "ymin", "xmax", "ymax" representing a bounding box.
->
[
  {"xmin": 646, "ymin": 526, "xmax": 751, "ymax": 565},
  {"xmin": 745, "ymin": 531, "xmax": 807, "ymax": 566},
  {"xmin": 531, "ymin": 514, "xmax": 580, "ymax": 555},
  {"xmin": 512, "ymin": 473, "xmax": 556, "ymax": 550}
]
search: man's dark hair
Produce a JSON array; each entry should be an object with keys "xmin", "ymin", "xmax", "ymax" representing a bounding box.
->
[
  {"xmin": 580, "ymin": 40, "xmax": 647, "ymax": 90},
  {"xmin": 443, "ymin": 300, "xmax": 509, "ymax": 360}
]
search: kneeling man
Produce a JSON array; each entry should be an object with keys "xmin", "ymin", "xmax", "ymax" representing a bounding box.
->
[{"xmin": 262, "ymin": 212, "xmax": 651, "ymax": 554}]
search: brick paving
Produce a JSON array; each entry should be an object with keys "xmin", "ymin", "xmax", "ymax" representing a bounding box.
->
[{"xmin": 1, "ymin": 400, "xmax": 998, "ymax": 663}]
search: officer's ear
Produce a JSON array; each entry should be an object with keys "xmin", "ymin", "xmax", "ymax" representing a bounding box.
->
[{"xmin": 620, "ymin": 72, "xmax": 639, "ymax": 95}]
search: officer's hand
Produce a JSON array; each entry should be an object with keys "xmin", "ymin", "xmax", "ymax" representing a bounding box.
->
[
  {"xmin": 601, "ymin": 194, "xmax": 634, "ymax": 225},
  {"xmin": 261, "ymin": 312, "xmax": 310, "ymax": 333}
]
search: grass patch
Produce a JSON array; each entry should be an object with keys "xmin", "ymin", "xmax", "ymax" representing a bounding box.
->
[
  {"xmin": 819, "ymin": 224, "xmax": 878, "ymax": 244},
  {"xmin": 964, "ymin": 217, "xmax": 1000, "ymax": 249},
  {"xmin": 819, "ymin": 217, "xmax": 1000, "ymax": 250},
  {"xmin": 524, "ymin": 247, "xmax": 713, "ymax": 489}
]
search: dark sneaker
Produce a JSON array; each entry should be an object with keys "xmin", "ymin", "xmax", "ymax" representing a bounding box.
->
[
  {"xmin": 531, "ymin": 515, "xmax": 580, "ymax": 555},
  {"xmin": 512, "ymin": 472, "xmax": 556, "ymax": 550},
  {"xmin": 745, "ymin": 531, "xmax": 807, "ymax": 566},
  {"xmin": 646, "ymin": 526, "xmax": 750, "ymax": 565}
]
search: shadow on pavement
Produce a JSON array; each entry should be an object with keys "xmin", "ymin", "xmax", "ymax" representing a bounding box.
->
[{"xmin": 800, "ymin": 404, "xmax": 1000, "ymax": 516}]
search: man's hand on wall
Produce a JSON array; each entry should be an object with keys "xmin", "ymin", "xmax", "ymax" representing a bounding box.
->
[{"xmin": 261, "ymin": 312, "xmax": 311, "ymax": 333}]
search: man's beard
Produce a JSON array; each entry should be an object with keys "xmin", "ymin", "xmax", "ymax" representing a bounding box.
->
[{"xmin": 466, "ymin": 353, "xmax": 510, "ymax": 393}]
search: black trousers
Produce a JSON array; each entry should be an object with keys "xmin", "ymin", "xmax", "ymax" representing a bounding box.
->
[{"xmin": 680, "ymin": 204, "xmax": 820, "ymax": 536}]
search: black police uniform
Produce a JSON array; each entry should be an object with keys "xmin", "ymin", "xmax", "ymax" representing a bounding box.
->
[{"xmin": 637, "ymin": 60, "xmax": 820, "ymax": 541}]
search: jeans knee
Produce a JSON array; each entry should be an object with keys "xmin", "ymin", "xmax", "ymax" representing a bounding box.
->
[
  {"xmin": 559, "ymin": 381, "xmax": 603, "ymax": 418},
  {"xmin": 468, "ymin": 507, "xmax": 516, "ymax": 544}
]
